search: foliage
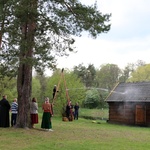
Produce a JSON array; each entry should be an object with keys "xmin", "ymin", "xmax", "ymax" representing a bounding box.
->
[
  {"xmin": 32, "ymin": 73, "xmax": 49, "ymax": 104},
  {"xmin": 73, "ymin": 63, "xmax": 96, "ymax": 87},
  {"xmin": 45, "ymin": 69, "xmax": 86, "ymax": 115},
  {"xmin": 83, "ymin": 88, "xmax": 108, "ymax": 109},
  {"xmin": 0, "ymin": 76, "xmax": 17, "ymax": 101},
  {"xmin": 128, "ymin": 64, "xmax": 150, "ymax": 82},
  {"xmin": 119, "ymin": 60, "xmax": 146, "ymax": 82},
  {"xmin": 0, "ymin": 0, "xmax": 111, "ymax": 128},
  {"xmin": 84, "ymin": 89, "xmax": 100, "ymax": 109},
  {"xmin": 0, "ymin": 0, "xmax": 111, "ymax": 75},
  {"xmin": 31, "ymin": 77, "xmax": 41, "ymax": 102},
  {"xmin": 95, "ymin": 63, "xmax": 121, "ymax": 91}
]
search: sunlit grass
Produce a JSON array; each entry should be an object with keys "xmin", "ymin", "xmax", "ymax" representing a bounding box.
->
[
  {"xmin": 0, "ymin": 110, "xmax": 150, "ymax": 150},
  {"xmin": 80, "ymin": 108, "xmax": 109, "ymax": 119}
]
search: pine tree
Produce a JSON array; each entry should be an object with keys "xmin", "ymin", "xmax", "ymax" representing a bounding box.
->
[{"xmin": 0, "ymin": 0, "xmax": 111, "ymax": 128}]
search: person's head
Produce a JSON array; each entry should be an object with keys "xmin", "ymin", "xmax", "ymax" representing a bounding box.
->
[
  {"xmin": 67, "ymin": 100, "xmax": 71, "ymax": 105},
  {"xmin": 14, "ymin": 98, "xmax": 17, "ymax": 102},
  {"xmin": 32, "ymin": 97, "xmax": 37, "ymax": 102},
  {"xmin": 45, "ymin": 97, "xmax": 49, "ymax": 103},
  {"xmin": 3, "ymin": 95, "xmax": 7, "ymax": 99}
]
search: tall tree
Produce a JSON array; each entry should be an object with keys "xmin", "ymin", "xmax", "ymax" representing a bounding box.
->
[
  {"xmin": 119, "ymin": 60, "xmax": 146, "ymax": 82},
  {"xmin": 127, "ymin": 64, "xmax": 150, "ymax": 82},
  {"xmin": 0, "ymin": 0, "xmax": 111, "ymax": 128},
  {"xmin": 86, "ymin": 64, "xmax": 96, "ymax": 87},
  {"xmin": 73, "ymin": 63, "xmax": 96, "ymax": 87},
  {"xmin": 0, "ymin": 0, "xmax": 9, "ymax": 48},
  {"xmin": 96, "ymin": 64, "xmax": 121, "ymax": 91}
]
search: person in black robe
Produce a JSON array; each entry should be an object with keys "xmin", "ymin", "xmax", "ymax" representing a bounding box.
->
[
  {"xmin": 52, "ymin": 85, "xmax": 57, "ymax": 99},
  {"xmin": 65, "ymin": 101, "xmax": 73, "ymax": 121},
  {"xmin": 66, "ymin": 103, "xmax": 71, "ymax": 119},
  {"xmin": 0, "ymin": 95, "xmax": 11, "ymax": 127}
]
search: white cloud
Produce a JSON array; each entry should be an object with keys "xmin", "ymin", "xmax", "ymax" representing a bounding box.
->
[
  {"xmin": 56, "ymin": 35, "xmax": 150, "ymax": 70},
  {"xmin": 53, "ymin": 0, "xmax": 150, "ymax": 72}
]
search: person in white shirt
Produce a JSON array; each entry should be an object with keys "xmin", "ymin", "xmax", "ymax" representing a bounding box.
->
[
  {"xmin": 30, "ymin": 97, "xmax": 38, "ymax": 128},
  {"xmin": 11, "ymin": 98, "xmax": 18, "ymax": 127}
]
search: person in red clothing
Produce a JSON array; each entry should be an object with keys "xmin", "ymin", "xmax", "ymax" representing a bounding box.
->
[
  {"xmin": 41, "ymin": 97, "xmax": 53, "ymax": 131},
  {"xmin": 30, "ymin": 97, "xmax": 38, "ymax": 128}
]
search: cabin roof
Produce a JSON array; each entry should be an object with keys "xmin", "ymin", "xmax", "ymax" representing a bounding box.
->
[{"xmin": 106, "ymin": 82, "xmax": 150, "ymax": 102}]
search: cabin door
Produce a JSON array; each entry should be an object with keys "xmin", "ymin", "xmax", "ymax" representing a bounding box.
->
[{"xmin": 135, "ymin": 105, "xmax": 146, "ymax": 125}]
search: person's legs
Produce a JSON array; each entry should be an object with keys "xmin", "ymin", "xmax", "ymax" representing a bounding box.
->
[
  {"xmin": 11, "ymin": 114, "xmax": 13, "ymax": 126},
  {"xmin": 14, "ymin": 114, "xmax": 17, "ymax": 125},
  {"xmin": 74, "ymin": 112, "xmax": 77, "ymax": 120},
  {"xmin": 76, "ymin": 112, "xmax": 78, "ymax": 120},
  {"xmin": 11, "ymin": 114, "xmax": 17, "ymax": 126}
]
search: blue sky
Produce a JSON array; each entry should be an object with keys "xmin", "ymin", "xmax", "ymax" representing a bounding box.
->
[{"xmin": 55, "ymin": 0, "xmax": 150, "ymax": 71}]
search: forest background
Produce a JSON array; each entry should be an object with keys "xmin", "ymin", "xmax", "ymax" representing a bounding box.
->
[
  {"xmin": 0, "ymin": 0, "xmax": 150, "ymax": 127},
  {"xmin": 1, "ymin": 59, "xmax": 149, "ymax": 116}
]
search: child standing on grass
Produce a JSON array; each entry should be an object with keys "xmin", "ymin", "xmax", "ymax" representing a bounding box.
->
[{"xmin": 11, "ymin": 98, "xmax": 18, "ymax": 127}]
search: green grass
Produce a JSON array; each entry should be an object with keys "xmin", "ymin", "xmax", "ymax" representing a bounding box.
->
[
  {"xmin": 0, "ymin": 109, "xmax": 150, "ymax": 150},
  {"xmin": 80, "ymin": 108, "xmax": 109, "ymax": 120}
]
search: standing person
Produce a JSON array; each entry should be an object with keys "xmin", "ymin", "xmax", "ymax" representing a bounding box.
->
[
  {"xmin": 52, "ymin": 85, "xmax": 57, "ymax": 99},
  {"xmin": 69, "ymin": 101, "xmax": 74, "ymax": 121},
  {"xmin": 41, "ymin": 97, "xmax": 53, "ymax": 131},
  {"xmin": 11, "ymin": 98, "xmax": 18, "ymax": 127},
  {"xmin": 0, "ymin": 95, "xmax": 11, "ymax": 127},
  {"xmin": 65, "ymin": 100, "xmax": 74, "ymax": 121},
  {"xmin": 30, "ymin": 97, "xmax": 38, "ymax": 128},
  {"xmin": 74, "ymin": 102, "xmax": 79, "ymax": 120},
  {"xmin": 65, "ymin": 101, "xmax": 71, "ymax": 120}
]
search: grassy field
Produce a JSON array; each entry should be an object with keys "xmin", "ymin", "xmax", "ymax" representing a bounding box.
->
[
  {"xmin": 80, "ymin": 108, "xmax": 109, "ymax": 120},
  {"xmin": 0, "ymin": 109, "xmax": 150, "ymax": 150}
]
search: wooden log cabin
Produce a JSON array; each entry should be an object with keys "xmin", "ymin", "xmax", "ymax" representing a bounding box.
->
[{"xmin": 105, "ymin": 82, "xmax": 150, "ymax": 126}]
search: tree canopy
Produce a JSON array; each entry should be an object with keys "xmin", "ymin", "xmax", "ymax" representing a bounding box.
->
[
  {"xmin": 128, "ymin": 64, "xmax": 150, "ymax": 82},
  {"xmin": 0, "ymin": 0, "xmax": 111, "ymax": 75},
  {"xmin": 0, "ymin": 0, "xmax": 111, "ymax": 128}
]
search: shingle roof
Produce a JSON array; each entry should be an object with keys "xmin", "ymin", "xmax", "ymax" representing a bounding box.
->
[{"xmin": 106, "ymin": 82, "xmax": 150, "ymax": 102}]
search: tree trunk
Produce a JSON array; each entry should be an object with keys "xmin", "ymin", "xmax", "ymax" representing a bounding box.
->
[
  {"xmin": 0, "ymin": 0, "xmax": 6, "ymax": 48},
  {"xmin": 16, "ymin": 64, "xmax": 32, "ymax": 128},
  {"xmin": 16, "ymin": 0, "xmax": 37, "ymax": 128}
]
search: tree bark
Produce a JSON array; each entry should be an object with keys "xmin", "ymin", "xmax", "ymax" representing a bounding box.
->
[
  {"xmin": 16, "ymin": 0, "xmax": 37, "ymax": 128},
  {"xmin": 0, "ymin": 0, "xmax": 6, "ymax": 48}
]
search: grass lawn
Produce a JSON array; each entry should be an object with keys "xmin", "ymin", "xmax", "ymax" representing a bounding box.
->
[{"xmin": 0, "ymin": 110, "xmax": 150, "ymax": 150}]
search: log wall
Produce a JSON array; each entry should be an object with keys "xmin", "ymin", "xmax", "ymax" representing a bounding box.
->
[{"xmin": 108, "ymin": 102, "xmax": 150, "ymax": 126}]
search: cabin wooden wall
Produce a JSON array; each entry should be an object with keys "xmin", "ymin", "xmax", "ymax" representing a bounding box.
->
[
  {"xmin": 146, "ymin": 104, "xmax": 150, "ymax": 126},
  {"xmin": 108, "ymin": 102, "xmax": 135, "ymax": 125},
  {"xmin": 108, "ymin": 102, "xmax": 150, "ymax": 126}
]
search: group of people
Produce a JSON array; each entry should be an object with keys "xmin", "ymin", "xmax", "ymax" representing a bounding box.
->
[
  {"xmin": 0, "ymin": 95, "xmax": 18, "ymax": 128},
  {"xmin": 26, "ymin": 97, "xmax": 53, "ymax": 131},
  {"xmin": 65, "ymin": 101, "xmax": 79, "ymax": 121},
  {"xmin": 0, "ymin": 95, "xmax": 53, "ymax": 131},
  {"xmin": 22, "ymin": 96, "xmax": 53, "ymax": 131},
  {"xmin": 0, "ymin": 94, "xmax": 79, "ymax": 131}
]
